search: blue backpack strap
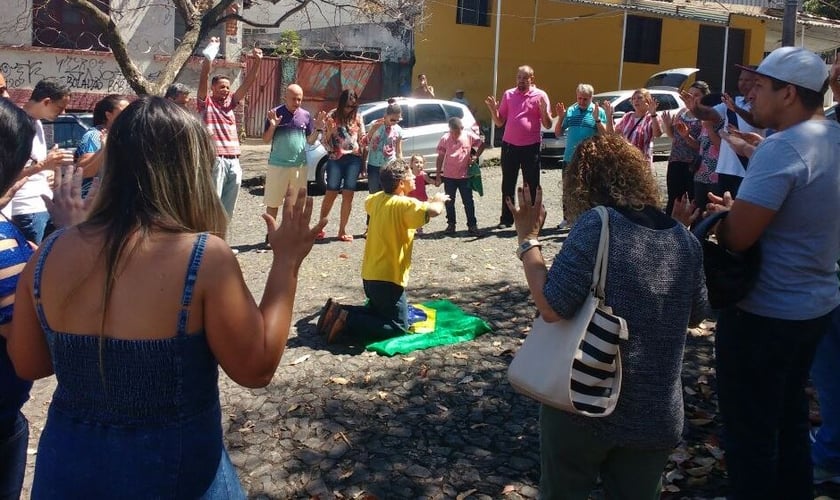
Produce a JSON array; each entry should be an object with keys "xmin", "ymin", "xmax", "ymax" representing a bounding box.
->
[
  {"xmin": 32, "ymin": 229, "xmax": 65, "ymax": 332},
  {"xmin": 176, "ymin": 233, "xmax": 209, "ymax": 337}
]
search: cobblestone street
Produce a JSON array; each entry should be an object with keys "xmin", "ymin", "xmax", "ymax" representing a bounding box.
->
[{"xmin": 17, "ymin": 143, "xmax": 744, "ymax": 499}]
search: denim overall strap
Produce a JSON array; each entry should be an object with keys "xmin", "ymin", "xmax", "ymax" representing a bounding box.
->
[
  {"xmin": 176, "ymin": 233, "xmax": 208, "ymax": 337},
  {"xmin": 32, "ymin": 229, "xmax": 65, "ymax": 333}
]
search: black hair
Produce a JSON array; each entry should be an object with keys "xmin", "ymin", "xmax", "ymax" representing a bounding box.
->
[
  {"xmin": 92, "ymin": 94, "xmax": 125, "ymax": 127},
  {"xmin": 768, "ymin": 76, "xmax": 828, "ymax": 110},
  {"xmin": 380, "ymin": 158, "xmax": 409, "ymax": 194},
  {"xmin": 164, "ymin": 83, "xmax": 190, "ymax": 99},
  {"xmin": 0, "ymin": 98, "xmax": 35, "ymax": 195},
  {"xmin": 30, "ymin": 79, "xmax": 71, "ymax": 103}
]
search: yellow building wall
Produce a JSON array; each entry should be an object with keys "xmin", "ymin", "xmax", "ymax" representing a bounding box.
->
[{"xmin": 415, "ymin": 1, "xmax": 766, "ymax": 123}]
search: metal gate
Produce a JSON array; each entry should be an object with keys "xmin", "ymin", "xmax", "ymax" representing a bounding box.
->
[{"xmin": 243, "ymin": 55, "xmax": 281, "ymax": 137}]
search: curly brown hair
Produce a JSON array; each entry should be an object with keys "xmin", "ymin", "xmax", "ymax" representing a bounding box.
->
[{"xmin": 563, "ymin": 134, "xmax": 661, "ymax": 222}]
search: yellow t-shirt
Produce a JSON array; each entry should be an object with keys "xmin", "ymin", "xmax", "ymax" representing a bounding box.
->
[{"xmin": 362, "ymin": 192, "xmax": 429, "ymax": 287}]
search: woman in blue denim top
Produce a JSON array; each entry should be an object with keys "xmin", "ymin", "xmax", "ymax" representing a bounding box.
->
[
  {"xmin": 0, "ymin": 97, "xmax": 37, "ymax": 500},
  {"xmin": 7, "ymin": 96, "xmax": 327, "ymax": 498}
]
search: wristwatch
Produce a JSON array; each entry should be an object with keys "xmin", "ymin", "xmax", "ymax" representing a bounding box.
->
[{"xmin": 517, "ymin": 239, "xmax": 542, "ymax": 260}]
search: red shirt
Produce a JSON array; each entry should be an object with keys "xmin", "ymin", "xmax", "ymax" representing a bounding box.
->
[{"xmin": 198, "ymin": 95, "xmax": 241, "ymax": 156}]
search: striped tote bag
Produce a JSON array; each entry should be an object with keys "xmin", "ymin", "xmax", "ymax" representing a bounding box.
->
[{"xmin": 508, "ymin": 206, "xmax": 629, "ymax": 417}]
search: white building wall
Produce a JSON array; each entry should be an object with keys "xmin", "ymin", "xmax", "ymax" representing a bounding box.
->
[{"xmin": 0, "ymin": 0, "xmax": 244, "ymax": 103}]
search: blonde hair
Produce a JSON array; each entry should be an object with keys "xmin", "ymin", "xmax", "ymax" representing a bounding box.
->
[
  {"xmin": 409, "ymin": 154, "xmax": 424, "ymax": 172},
  {"xmin": 563, "ymin": 134, "xmax": 661, "ymax": 222}
]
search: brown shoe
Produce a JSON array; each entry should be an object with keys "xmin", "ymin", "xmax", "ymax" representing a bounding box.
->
[
  {"xmin": 316, "ymin": 298, "xmax": 340, "ymax": 335},
  {"xmin": 327, "ymin": 310, "xmax": 348, "ymax": 344}
]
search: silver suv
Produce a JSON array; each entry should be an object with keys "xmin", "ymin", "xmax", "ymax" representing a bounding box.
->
[{"xmin": 306, "ymin": 98, "xmax": 480, "ymax": 191}]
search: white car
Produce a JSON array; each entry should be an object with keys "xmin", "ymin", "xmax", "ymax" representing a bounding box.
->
[
  {"xmin": 306, "ymin": 97, "xmax": 480, "ymax": 191},
  {"xmin": 541, "ymin": 68, "xmax": 698, "ymax": 166}
]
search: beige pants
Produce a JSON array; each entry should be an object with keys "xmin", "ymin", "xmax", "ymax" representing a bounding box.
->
[{"xmin": 265, "ymin": 165, "xmax": 307, "ymax": 208}]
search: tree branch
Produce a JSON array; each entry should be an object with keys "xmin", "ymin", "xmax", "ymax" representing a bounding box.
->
[
  {"xmin": 65, "ymin": 0, "xmax": 151, "ymax": 95},
  {"xmin": 217, "ymin": 0, "xmax": 312, "ymax": 29}
]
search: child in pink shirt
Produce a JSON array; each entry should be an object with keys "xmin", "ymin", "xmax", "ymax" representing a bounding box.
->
[
  {"xmin": 435, "ymin": 117, "xmax": 485, "ymax": 236},
  {"xmin": 408, "ymin": 155, "xmax": 428, "ymax": 234},
  {"xmin": 408, "ymin": 155, "xmax": 428, "ymax": 202}
]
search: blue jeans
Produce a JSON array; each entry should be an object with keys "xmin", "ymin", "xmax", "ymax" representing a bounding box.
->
[
  {"xmin": 443, "ymin": 177, "xmax": 477, "ymax": 227},
  {"xmin": 716, "ymin": 307, "xmax": 829, "ymax": 499},
  {"xmin": 812, "ymin": 305, "xmax": 840, "ymax": 473},
  {"xmin": 343, "ymin": 280, "xmax": 408, "ymax": 341},
  {"xmin": 0, "ymin": 412, "xmax": 29, "ymax": 500},
  {"xmin": 212, "ymin": 157, "xmax": 242, "ymax": 219},
  {"xmin": 367, "ymin": 164, "xmax": 382, "ymax": 194},
  {"xmin": 326, "ymin": 154, "xmax": 362, "ymax": 192},
  {"xmin": 12, "ymin": 211, "xmax": 50, "ymax": 244}
]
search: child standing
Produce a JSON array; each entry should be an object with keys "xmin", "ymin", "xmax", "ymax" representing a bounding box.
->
[
  {"xmin": 364, "ymin": 99, "xmax": 403, "ymax": 194},
  {"xmin": 317, "ymin": 159, "xmax": 448, "ymax": 343},
  {"xmin": 434, "ymin": 117, "xmax": 485, "ymax": 236},
  {"xmin": 408, "ymin": 155, "xmax": 428, "ymax": 202},
  {"xmin": 407, "ymin": 154, "xmax": 428, "ymax": 234}
]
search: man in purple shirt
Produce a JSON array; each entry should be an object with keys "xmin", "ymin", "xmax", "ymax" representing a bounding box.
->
[{"xmin": 485, "ymin": 65, "xmax": 552, "ymax": 228}]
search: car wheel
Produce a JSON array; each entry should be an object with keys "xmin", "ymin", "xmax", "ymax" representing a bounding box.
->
[{"xmin": 315, "ymin": 158, "xmax": 328, "ymax": 194}]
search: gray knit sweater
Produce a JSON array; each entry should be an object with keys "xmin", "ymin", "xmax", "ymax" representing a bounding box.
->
[{"xmin": 543, "ymin": 207, "xmax": 707, "ymax": 449}]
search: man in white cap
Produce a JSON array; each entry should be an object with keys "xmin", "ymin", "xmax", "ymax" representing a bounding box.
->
[{"xmin": 707, "ymin": 46, "xmax": 840, "ymax": 498}]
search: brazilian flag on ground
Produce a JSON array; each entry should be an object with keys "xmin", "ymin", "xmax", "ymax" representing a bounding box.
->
[{"xmin": 365, "ymin": 300, "xmax": 492, "ymax": 356}]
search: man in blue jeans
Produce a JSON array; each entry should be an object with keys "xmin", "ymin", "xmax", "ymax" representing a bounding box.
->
[{"xmin": 707, "ymin": 47, "xmax": 840, "ymax": 498}]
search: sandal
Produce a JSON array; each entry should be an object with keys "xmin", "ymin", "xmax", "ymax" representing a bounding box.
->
[
  {"xmin": 316, "ymin": 230, "xmax": 326, "ymax": 240},
  {"xmin": 338, "ymin": 234, "xmax": 354, "ymax": 242}
]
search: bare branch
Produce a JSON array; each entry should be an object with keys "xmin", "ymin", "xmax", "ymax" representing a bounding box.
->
[
  {"xmin": 65, "ymin": 0, "xmax": 151, "ymax": 95},
  {"xmin": 217, "ymin": 0, "xmax": 312, "ymax": 29}
]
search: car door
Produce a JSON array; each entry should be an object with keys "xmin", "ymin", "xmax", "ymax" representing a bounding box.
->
[{"xmin": 408, "ymin": 102, "xmax": 447, "ymax": 163}]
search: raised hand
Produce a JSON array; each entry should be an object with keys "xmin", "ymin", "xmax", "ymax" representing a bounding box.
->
[
  {"xmin": 44, "ymin": 144, "xmax": 74, "ymax": 170},
  {"xmin": 263, "ymin": 187, "xmax": 327, "ymax": 267},
  {"xmin": 506, "ymin": 183, "xmax": 546, "ymax": 242},
  {"xmin": 555, "ymin": 102, "xmax": 566, "ymax": 117},
  {"xmin": 484, "ymin": 95, "xmax": 498, "ymax": 111},
  {"xmin": 601, "ymin": 100, "xmax": 613, "ymax": 119},
  {"xmin": 675, "ymin": 121, "xmax": 689, "ymax": 138},
  {"xmin": 722, "ymin": 93, "xmax": 736, "ymax": 112},
  {"xmin": 266, "ymin": 108, "xmax": 279, "ymax": 127},
  {"xmin": 648, "ymin": 98, "xmax": 659, "ymax": 115},
  {"xmin": 661, "ymin": 110, "xmax": 673, "ymax": 128},
  {"xmin": 670, "ymin": 193, "xmax": 699, "ymax": 226},
  {"xmin": 42, "ymin": 165, "xmax": 99, "ymax": 229},
  {"xmin": 315, "ymin": 110, "xmax": 327, "ymax": 130}
]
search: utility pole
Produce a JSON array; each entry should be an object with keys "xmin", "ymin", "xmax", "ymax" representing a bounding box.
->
[{"xmin": 782, "ymin": 0, "xmax": 798, "ymax": 46}]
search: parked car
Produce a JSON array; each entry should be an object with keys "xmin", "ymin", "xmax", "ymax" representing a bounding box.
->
[
  {"xmin": 306, "ymin": 98, "xmax": 480, "ymax": 191},
  {"xmin": 41, "ymin": 113, "xmax": 94, "ymax": 150},
  {"xmin": 541, "ymin": 68, "xmax": 698, "ymax": 166}
]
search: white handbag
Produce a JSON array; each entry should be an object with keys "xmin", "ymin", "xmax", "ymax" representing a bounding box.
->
[{"xmin": 507, "ymin": 206, "xmax": 629, "ymax": 417}]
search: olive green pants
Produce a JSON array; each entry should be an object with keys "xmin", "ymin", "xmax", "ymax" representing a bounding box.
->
[{"xmin": 539, "ymin": 405, "xmax": 670, "ymax": 500}]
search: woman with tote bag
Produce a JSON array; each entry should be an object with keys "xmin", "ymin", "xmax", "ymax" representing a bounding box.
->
[{"xmin": 508, "ymin": 134, "xmax": 707, "ymax": 499}]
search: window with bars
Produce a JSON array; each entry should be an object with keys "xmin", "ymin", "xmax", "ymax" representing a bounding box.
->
[{"xmin": 32, "ymin": 0, "xmax": 111, "ymax": 51}]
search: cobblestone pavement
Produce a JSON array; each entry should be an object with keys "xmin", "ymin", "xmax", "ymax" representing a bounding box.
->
[{"xmin": 15, "ymin": 142, "xmax": 767, "ymax": 499}]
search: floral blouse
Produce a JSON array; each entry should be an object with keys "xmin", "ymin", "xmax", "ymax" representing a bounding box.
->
[{"xmin": 327, "ymin": 112, "xmax": 365, "ymax": 160}]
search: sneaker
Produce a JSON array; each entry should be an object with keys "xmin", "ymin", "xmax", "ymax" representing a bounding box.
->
[
  {"xmin": 558, "ymin": 219, "xmax": 570, "ymax": 230},
  {"xmin": 316, "ymin": 298, "xmax": 341, "ymax": 336},
  {"xmin": 327, "ymin": 310, "xmax": 348, "ymax": 344},
  {"xmin": 497, "ymin": 222, "xmax": 512, "ymax": 230},
  {"xmin": 814, "ymin": 465, "xmax": 840, "ymax": 485},
  {"xmin": 467, "ymin": 225, "xmax": 480, "ymax": 236},
  {"xmin": 444, "ymin": 224, "xmax": 456, "ymax": 234}
]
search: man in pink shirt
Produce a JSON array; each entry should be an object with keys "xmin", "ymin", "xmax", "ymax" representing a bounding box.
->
[
  {"xmin": 485, "ymin": 65, "xmax": 552, "ymax": 228},
  {"xmin": 434, "ymin": 117, "xmax": 485, "ymax": 236}
]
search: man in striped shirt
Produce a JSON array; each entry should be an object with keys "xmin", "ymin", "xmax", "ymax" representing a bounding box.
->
[{"xmin": 197, "ymin": 43, "xmax": 263, "ymax": 224}]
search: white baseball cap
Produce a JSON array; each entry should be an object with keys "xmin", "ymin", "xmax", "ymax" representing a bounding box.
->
[{"xmin": 737, "ymin": 46, "xmax": 828, "ymax": 93}]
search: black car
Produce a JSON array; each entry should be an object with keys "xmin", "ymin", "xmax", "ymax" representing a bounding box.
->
[{"xmin": 41, "ymin": 113, "xmax": 94, "ymax": 150}]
